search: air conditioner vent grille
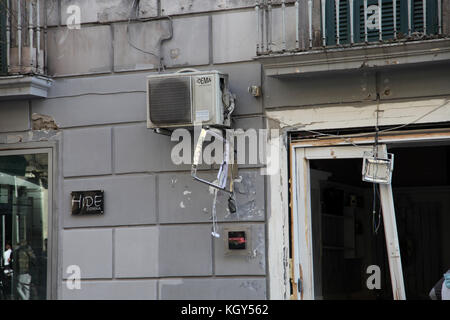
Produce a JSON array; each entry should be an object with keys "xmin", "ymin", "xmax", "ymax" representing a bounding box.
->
[{"xmin": 149, "ymin": 77, "xmax": 192, "ymax": 125}]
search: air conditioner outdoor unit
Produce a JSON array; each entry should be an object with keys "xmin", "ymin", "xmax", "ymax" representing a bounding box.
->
[{"xmin": 147, "ymin": 69, "xmax": 233, "ymax": 129}]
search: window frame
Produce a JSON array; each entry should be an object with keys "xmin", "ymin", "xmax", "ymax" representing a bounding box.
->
[{"xmin": 0, "ymin": 145, "xmax": 56, "ymax": 300}]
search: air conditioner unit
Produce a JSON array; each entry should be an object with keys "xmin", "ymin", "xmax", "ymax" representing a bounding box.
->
[{"xmin": 147, "ymin": 69, "xmax": 232, "ymax": 129}]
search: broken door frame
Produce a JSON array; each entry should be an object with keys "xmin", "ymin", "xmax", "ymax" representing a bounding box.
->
[{"xmin": 288, "ymin": 128, "xmax": 450, "ymax": 300}]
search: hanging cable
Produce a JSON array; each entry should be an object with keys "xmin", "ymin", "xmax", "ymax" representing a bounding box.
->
[
  {"xmin": 263, "ymin": 98, "xmax": 450, "ymax": 142},
  {"xmin": 126, "ymin": 0, "xmax": 174, "ymax": 72},
  {"xmin": 371, "ymin": 94, "xmax": 382, "ymax": 234}
]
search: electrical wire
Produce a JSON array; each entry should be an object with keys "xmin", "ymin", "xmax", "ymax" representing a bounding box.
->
[
  {"xmin": 265, "ymin": 99, "xmax": 450, "ymax": 235},
  {"xmin": 264, "ymin": 98, "xmax": 450, "ymax": 143},
  {"xmin": 211, "ymin": 188, "xmax": 220, "ymax": 238},
  {"xmin": 126, "ymin": 0, "xmax": 174, "ymax": 73},
  {"xmin": 127, "ymin": 0, "xmax": 159, "ymax": 59},
  {"xmin": 371, "ymin": 95, "xmax": 382, "ymax": 235}
]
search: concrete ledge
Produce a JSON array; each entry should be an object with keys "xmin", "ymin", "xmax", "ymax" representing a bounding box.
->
[
  {"xmin": 0, "ymin": 75, "xmax": 53, "ymax": 100},
  {"xmin": 257, "ymin": 38, "xmax": 450, "ymax": 77}
]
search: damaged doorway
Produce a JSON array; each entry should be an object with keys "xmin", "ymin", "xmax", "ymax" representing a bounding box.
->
[
  {"xmin": 291, "ymin": 144, "xmax": 405, "ymax": 300},
  {"xmin": 291, "ymin": 135, "xmax": 450, "ymax": 300},
  {"xmin": 309, "ymin": 158, "xmax": 393, "ymax": 299},
  {"xmin": 390, "ymin": 143, "xmax": 450, "ymax": 300}
]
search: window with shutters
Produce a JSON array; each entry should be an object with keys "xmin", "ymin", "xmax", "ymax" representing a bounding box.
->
[
  {"xmin": 324, "ymin": 0, "xmax": 439, "ymax": 46},
  {"xmin": 0, "ymin": 1, "xmax": 6, "ymax": 75}
]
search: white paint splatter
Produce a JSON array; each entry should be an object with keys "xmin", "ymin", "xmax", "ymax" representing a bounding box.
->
[
  {"xmin": 183, "ymin": 190, "xmax": 192, "ymax": 196},
  {"xmin": 179, "ymin": 201, "xmax": 185, "ymax": 208}
]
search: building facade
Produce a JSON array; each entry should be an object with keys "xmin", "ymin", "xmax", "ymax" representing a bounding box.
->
[{"xmin": 0, "ymin": 0, "xmax": 449, "ymax": 300}]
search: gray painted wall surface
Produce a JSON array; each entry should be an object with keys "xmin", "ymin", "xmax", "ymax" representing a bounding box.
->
[
  {"xmin": 1, "ymin": 0, "xmax": 449, "ymax": 300},
  {"xmin": 263, "ymin": 63, "xmax": 450, "ymax": 110},
  {"xmin": 0, "ymin": 0, "xmax": 267, "ymax": 300}
]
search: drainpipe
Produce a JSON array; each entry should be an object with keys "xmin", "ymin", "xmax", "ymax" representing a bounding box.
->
[
  {"xmin": 256, "ymin": 2, "xmax": 260, "ymax": 54},
  {"xmin": 282, "ymin": 0, "xmax": 286, "ymax": 50},
  {"xmin": 36, "ymin": 0, "xmax": 41, "ymax": 73},
  {"xmin": 6, "ymin": 0, "xmax": 10, "ymax": 72},
  {"xmin": 321, "ymin": 0, "xmax": 326, "ymax": 46},
  {"xmin": 295, "ymin": 0, "xmax": 299, "ymax": 49},
  {"xmin": 18, "ymin": 0, "xmax": 22, "ymax": 73},
  {"xmin": 308, "ymin": 0, "xmax": 312, "ymax": 48},
  {"xmin": 28, "ymin": 0, "xmax": 34, "ymax": 71}
]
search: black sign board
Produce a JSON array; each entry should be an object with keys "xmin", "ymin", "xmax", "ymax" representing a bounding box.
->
[{"xmin": 71, "ymin": 190, "xmax": 104, "ymax": 215}]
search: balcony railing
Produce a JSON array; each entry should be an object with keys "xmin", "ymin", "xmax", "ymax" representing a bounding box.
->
[
  {"xmin": 0, "ymin": 0, "xmax": 47, "ymax": 76},
  {"xmin": 256, "ymin": 0, "xmax": 446, "ymax": 55}
]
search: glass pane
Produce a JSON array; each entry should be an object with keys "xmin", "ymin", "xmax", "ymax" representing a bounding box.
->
[{"xmin": 0, "ymin": 153, "xmax": 49, "ymax": 300}]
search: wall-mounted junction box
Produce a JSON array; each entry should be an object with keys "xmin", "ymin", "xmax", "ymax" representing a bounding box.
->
[{"xmin": 224, "ymin": 226, "xmax": 252, "ymax": 256}]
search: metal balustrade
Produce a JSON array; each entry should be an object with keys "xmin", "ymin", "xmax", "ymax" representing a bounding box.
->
[
  {"xmin": 256, "ymin": 0, "xmax": 445, "ymax": 55},
  {"xmin": 0, "ymin": 0, "xmax": 46, "ymax": 75}
]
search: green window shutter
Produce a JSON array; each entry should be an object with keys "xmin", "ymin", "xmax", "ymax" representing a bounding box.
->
[
  {"xmin": 354, "ymin": 0, "xmax": 402, "ymax": 43},
  {"xmin": 324, "ymin": 0, "xmax": 439, "ymax": 46},
  {"xmin": 411, "ymin": 0, "xmax": 438, "ymax": 35},
  {"xmin": 0, "ymin": 2, "xmax": 6, "ymax": 75}
]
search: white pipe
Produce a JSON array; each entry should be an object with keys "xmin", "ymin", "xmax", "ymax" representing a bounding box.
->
[
  {"xmin": 336, "ymin": 0, "xmax": 340, "ymax": 45},
  {"xmin": 29, "ymin": 0, "xmax": 34, "ymax": 69},
  {"xmin": 321, "ymin": 0, "xmax": 326, "ymax": 46},
  {"xmin": 438, "ymin": 0, "xmax": 442, "ymax": 34},
  {"xmin": 423, "ymin": 0, "xmax": 427, "ymax": 34},
  {"xmin": 295, "ymin": 0, "xmax": 299, "ymax": 49},
  {"xmin": 260, "ymin": 3, "xmax": 267, "ymax": 52},
  {"xmin": 268, "ymin": 1, "xmax": 273, "ymax": 51},
  {"xmin": 6, "ymin": 0, "xmax": 10, "ymax": 72},
  {"xmin": 44, "ymin": 0, "xmax": 47, "ymax": 73},
  {"xmin": 308, "ymin": 0, "xmax": 313, "ymax": 48},
  {"xmin": 282, "ymin": 0, "xmax": 286, "ymax": 50},
  {"xmin": 378, "ymin": 0, "xmax": 382, "ymax": 41},
  {"xmin": 393, "ymin": 0, "xmax": 397, "ymax": 39},
  {"xmin": 256, "ymin": 3, "xmax": 260, "ymax": 53},
  {"xmin": 36, "ymin": 0, "xmax": 41, "ymax": 72},
  {"xmin": 407, "ymin": 0, "xmax": 412, "ymax": 35},
  {"xmin": 17, "ymin": 0, "xmax": 22, "ymax": 71},
  {"xmin": 350, "ymin": 0, "xmax": 354, "ymax": 44},
  {"xmin": 364, "ymin": 0, "xmax": 368, "ymax": 42}
]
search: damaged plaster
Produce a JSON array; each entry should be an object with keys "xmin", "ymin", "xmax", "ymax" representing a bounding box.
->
[{"xmin": 32, "ymin": 113, "xmax": 60, "ymax": 131}]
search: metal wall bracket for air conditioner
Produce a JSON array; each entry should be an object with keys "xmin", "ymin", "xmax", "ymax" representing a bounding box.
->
[
  {"xmin": 191, "ymin": 128, "xmax": 234, "ymax": 195},
  {"xmin": 362, "ymin": 151, "xmax": 394, "ymax": 184}
]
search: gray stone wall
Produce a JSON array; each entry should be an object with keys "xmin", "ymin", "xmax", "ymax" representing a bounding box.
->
[
  {"xmin": 1, "ymin": 0, "xmax": 449, "ymax": 300},
  {"xmin": 0, "ymin": 0, "xmax": 267, "ymax": 300}
]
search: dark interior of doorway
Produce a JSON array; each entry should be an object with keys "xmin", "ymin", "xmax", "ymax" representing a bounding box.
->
[{"xmin": 309, "ymin": 144, "xmax": 450, "ymax": 300}]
